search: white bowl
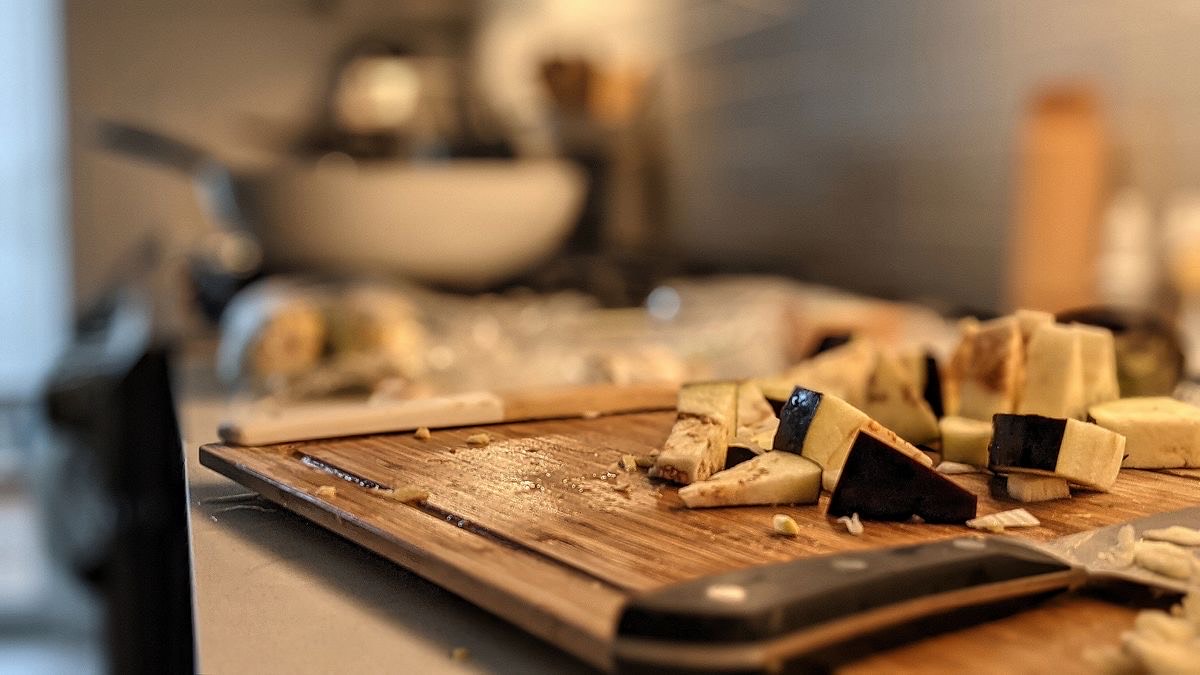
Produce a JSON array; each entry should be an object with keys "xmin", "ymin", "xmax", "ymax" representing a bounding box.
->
[{"xmin": 243, "ymin": 158, "xmax": 586, "ymax": 289}]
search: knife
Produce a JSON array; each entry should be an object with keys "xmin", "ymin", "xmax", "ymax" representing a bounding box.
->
[
  {"xmin": 613, "ymin": 507, "xmax": 1200, "ymax": 674},
  {"xmin": 218, "ymin": 382, "xmax": 678, "ymax": 446}
]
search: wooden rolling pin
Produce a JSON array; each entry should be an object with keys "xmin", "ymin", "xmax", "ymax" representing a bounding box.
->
[{"xmin": 218, "ymin": 382, "xmax": 679, "ymax": 446}]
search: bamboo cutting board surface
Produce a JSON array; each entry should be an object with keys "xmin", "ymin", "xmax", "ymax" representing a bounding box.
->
[{"xmin": 199, "ymin": 412, "xmax": 1200, "ymax": 672}]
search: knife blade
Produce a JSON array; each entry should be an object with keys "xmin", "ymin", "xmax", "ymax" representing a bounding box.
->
[
  {"xmin": 613, "ymin": 507, "xmax": 1200, "ymax": 674},
  {"xmin": 218, "ymin": 382, "xmax": 678, "ymax": 446}
]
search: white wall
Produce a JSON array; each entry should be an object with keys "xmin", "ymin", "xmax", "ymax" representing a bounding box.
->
[
  {"xmin": 0, "ymin": 0, "xmax": 69, "ymax": 399},
  {"xmin": 666, "ymin": 1, "xmax": 1200, "ymax": 311}
]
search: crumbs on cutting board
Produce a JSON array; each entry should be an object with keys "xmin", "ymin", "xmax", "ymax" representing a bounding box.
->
[
  {"xmin": 836, "ymin": 513, "xmax": 864, "ymax": 536},
  {"xmin": 773, "ymin": 514, "xmax": 800, "ymax": 536},
  {"xmin": 384, "ymin": 485, "xmax": 430, "ymax": 504},
  {"xmin": 413, "ymin": 426, "xmax": 431, "ymax": 440},
  {"xmin": 315, "ymin": 485, "xmax": 337, "ymax": 498},
  {"xmin": 465, "ymin": 432, "xmax": 491, "ymax": 446}
]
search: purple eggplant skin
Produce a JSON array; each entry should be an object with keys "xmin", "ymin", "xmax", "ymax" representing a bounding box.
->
[
  {"xmin": 988, "ymin": 414, "xmax": 1067, "ymax": 474},
  {"xmin": 923, "ymin": 353, "xmax": 944, "ymax": 418},
  {"xmin": 828, "ymin": 431, "xmax": 978, "ymax": 524},
  {"xmin": 988, "ymin": 474, "xmax": 1010, "ymax": 500},
  {"xmin": 772, "ymin": 387, "xmax": 823, "ymax": 455},
  {"xmin": 723, "ymin": 444, "xmax": 762, "ymax": 470}
]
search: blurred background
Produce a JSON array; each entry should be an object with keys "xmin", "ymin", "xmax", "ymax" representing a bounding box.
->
[{"xmin": 9, "ymin": 0, "xmax": 1200, "ymax": 672}]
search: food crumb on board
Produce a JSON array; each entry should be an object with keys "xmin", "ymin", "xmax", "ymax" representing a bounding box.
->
[
  {"xmin": 315, "ymin": 485, "xmax": 337, "ymax": 498},
  {"xmin": 414, "ymin": 426, "xmax": 431, "ymax": 440},
  {"xmin": 965, "ymin": 508, "xmax": 1040, "ymax": 533},
  {"xmin": 581, "ymin": 410, "xmax": 602, "ymax": 420},
  {"xmin": 837, "ymin": 513, "xmax": 864, "ymax": 536},
  {"xmin": 449, "ymin": 646, "xmax": 470, "ymax": 662},
  {"xmin": 385, "ymin": 485, "xmax": 430, "ymax": 504},
  {"xmin": 935, "ymin": 461, "xmax": 978, "ymax": 475},
  {"xmin": 612, "ymin": 478, "xmax": 631, "ymax": 493},
  {"xmin": 466, "ymin": 432, "xmax": 491, "ymax": 446},
  {"xmin": 621, "ymin": 454, "xmax": 639, "ymax": 472},
  {"xmin": 772, "ymin": 514, "xmax": 801, "ymax": 536}
]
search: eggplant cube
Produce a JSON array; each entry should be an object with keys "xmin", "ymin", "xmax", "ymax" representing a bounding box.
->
[
  {"xmin": 773, "ymin": 386, "xmax": 931, "ymax": 492},
  {"xmin": 827, "ymin": 429, "xmax": 977, "ymax": 524},
  {"xmin": 989, "ymin": 414, "xmax": 1126, "ymax": 491}
]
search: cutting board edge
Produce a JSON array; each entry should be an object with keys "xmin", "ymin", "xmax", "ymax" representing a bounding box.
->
[{"xmin": 198, "ymin": 443, "xmax": 624, "ymax": 671}]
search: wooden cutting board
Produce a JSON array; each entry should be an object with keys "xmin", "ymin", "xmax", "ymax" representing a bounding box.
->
[{"xmin": 199, "ymin": 412, "xmax": 1200, "ymax": 672}]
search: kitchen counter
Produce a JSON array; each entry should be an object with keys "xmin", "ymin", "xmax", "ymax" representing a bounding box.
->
[{"xmin": 179, "ymin": 360, "xmax": 594, "ymax": 674}]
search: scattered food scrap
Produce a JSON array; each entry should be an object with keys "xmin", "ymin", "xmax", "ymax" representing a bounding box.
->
[
  {"xmin": 414, "ymin": 426, "xmax": 431, "ymax": 440},
  {"xmin": 465, "ymin": 432, "xmax": 491, "ymax": 446},
  {"xmin": 773, "ymin": 513, "xmax": 800, "ymax": 536},
  {"xmin": 836, "ymin": 513, "xmax": 864, "ymax": 536},
  {"xmin": 621, "ymin": 454, "xmax": 639, "ymax": 472},
  {"xmin": 315, "ymin": 485, "xmax": 337, "ymax": 498},
  {"xmin": 966, "ymin": 508, "xmax": 1040, "ymax": 533}
]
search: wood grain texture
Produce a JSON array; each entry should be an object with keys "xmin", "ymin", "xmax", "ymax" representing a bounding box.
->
[
  {"xmin": 498, "ymin": 382, "xmax": 678, "ymax": 420},
  {"xmin": 200, "ymin": 411, "xmax": 1200, "ymax": 672}
]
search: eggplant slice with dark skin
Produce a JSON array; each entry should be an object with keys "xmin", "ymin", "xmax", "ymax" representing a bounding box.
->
[{"xmin": 828, "ymin": 430, "xmax": 977, "ymax": 524}]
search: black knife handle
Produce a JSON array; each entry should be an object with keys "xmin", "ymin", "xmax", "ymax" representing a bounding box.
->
[{"xmin": 613, "ymin": 536, "xmax": 1085, "ymax": 674}]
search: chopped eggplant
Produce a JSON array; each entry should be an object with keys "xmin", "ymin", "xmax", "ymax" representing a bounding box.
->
[
  {"xmin": 736, "ymin": 382, "xmax": 776, "ymax": 432},
  {"xmin": 756, "ymin": 339, "xmax": 878, "ymax": 409},
  {"xmin": 944, "ymin": 316, "xmax": 1023, "ymax": 420},
  {"xmin": 1072, "ymin": 323, "xmax": 1120, "ymax": 408},
  {"xmin": 678, "ymin": 451, "xmax": 821, "ymax": 508},
  {"xmin": 772, "ymin": 513, "xmax": 801, "ymax": 536},
  {"xmin": 1014, "ymin": 309, "xmax": 1054, "ymax": 344},
  {"xmin": 1017, "ymin": 323, "xmax": 1086, "ymax": 420},
  {"xmin": 827, "ymin": 429, "xmax": 977, "ymax": 524},
  {"xmin": 863, "ymin": 351, "xmax": 939, "ymax": 444},
  {"xmin": 922, "ymin": 352, "xmax": 944, "ymax": 418},
  {"xmin": 989, "ymin": 414, "xmax": 1126, "ymax": 491},
  {"xmin": 938, "ymin": 415, "xmax": 993, "ymax": 467},
  {"xmin": 773, "ymin": 386, "xmax": 931, "ymax": 492},
  {"xmin": 1005, "ymin": 474, "xmax": 1071, "ymax": 502},
  {"xmin": 650, "ymin": 381, "xmax": 738, "ymax": 485},
  {"xmin": 727, "ymin": 417, "xmax": 779, "ymax": 469},
  {"xmin": 1088, "ymin": 397, "xmax": 1200, "ymax": 469}
]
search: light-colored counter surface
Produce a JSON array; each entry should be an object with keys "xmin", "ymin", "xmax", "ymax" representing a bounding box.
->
[{"xmin": 180, "ymin": 394, "xmax": 594, "ymax": 674}]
